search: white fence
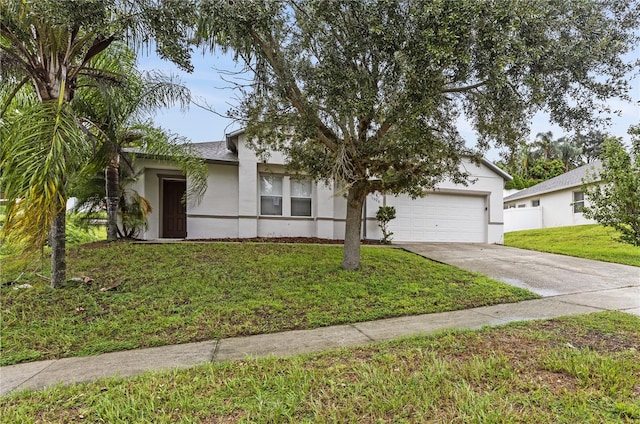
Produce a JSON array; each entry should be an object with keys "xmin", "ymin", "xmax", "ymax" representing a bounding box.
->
[{"xmin": 504, "ymin": 207, "xmax": 543, "ymax": 233}]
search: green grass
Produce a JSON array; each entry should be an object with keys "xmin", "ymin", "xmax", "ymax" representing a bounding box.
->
[
  {"xmin": 0, "ymin": 212, "xmax": 106, "ymax": 272},
  {"xmin": 2, "ymin": 312, "xmax": 638, "ymax": 423},
  {"xmin": 504, "ymin": 225, "xmax": 640, "ymax": 267},
  {"xmin": 0, "ymin": 242, "xmax": 537, "ymax": 366}
]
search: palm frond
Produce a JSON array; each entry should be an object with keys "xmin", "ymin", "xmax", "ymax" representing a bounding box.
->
[{"xmin": 0, "ymin": 101, "xmax": 92, "ymax": 253}]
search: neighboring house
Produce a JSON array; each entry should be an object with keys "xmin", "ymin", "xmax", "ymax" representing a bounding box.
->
[
  {"xmin": 503, "ymin": 161, "xmax": 601, "ymax": 232},
  {"xmin": 126, "ymin": 129, "xmax": 511, "ymax": 243}
]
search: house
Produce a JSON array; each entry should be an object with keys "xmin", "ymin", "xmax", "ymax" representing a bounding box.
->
[
  {"xmin": 503, "ymin": 161, "xmax": 601, "ymax": 232},
  {"xmin": 126, "ymin": 129, "xmax": 511, "ymax": 243}
]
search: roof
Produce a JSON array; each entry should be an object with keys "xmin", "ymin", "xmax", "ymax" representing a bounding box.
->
[
  {"xmin": 223, "ymin": 128, "xmax": 511, "ymax": 180},
  {"xmin": 481, "ymin": 158, "xmax": 512, "ymax": 181},
  {"xmin": 125, "ymin": 141, "xmax": 238, "ymax": 164},
  {"xmin": 191, "ymin": 141, "xmax": 238, "ymax": 163},
  {"xmin": 504, "ymin": 160, "xmax": 602, "ymax": 202}
]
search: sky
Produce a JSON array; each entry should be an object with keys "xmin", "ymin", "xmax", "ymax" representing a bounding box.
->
[{"xmin": 138, "ymin": 48, "xmax": 640, "ymax": 162}]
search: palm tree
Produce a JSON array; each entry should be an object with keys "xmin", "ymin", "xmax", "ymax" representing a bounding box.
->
[
  {"xmin": 533, "ymin": 131, "xmax": 557, "ymax": 161},
  {"xmin": 72, "ymin": 43, "xmax": 206, "ymax": 241},
  {"xmin": 554, "ymin": 137, "xmax": 584, "ymax": 172},
  {"xmin": 0, "ymin": 0, "xmax": 196, "ymax": 287}
]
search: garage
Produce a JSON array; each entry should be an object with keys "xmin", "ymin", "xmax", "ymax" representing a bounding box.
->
[{"xmin": 386, "ymin": 193, "xmax": 487, "ymax": 242}]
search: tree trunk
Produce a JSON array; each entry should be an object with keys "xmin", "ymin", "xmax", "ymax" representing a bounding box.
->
[
  {"xmin": 105, "ymin": 154, "xmax": 120, "ymax": 241},
  {"xmin": 50, "ymin": 206, "xmax": 67, "ymax": 288},
  {"xmin": 342, "ymin": 184, "xmax": 367, "ymax": 270}
]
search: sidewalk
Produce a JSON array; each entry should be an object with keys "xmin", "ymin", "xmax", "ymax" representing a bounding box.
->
[
  {"xmin": 2, "ymin": 244, "xmax": 639, "ymax": 396},
  {"xmin": 3, "ymin": 293, "xmax": 638, "ymax": 396}
]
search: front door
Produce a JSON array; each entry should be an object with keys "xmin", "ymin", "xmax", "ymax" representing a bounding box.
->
[{"xmin": 162, "ymin": 179, "xmax": 187, "ymax": 238}]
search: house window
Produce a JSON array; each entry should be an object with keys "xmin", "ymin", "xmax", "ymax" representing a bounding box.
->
[
  {"xmin": 517, "ymin": 204, "xmax": 526, "ymax": 208},
  {"xmin": 291, "ymin": 179, "xmax": 312, "ymax": 216},
  {"xmin": 260, "ymin": 175, "xmax": 283, "ymax": 215},
  {"xmin": 531, "ymin": 199, "xmax": 540, "ymax": 207},
  {"xmin": 260, "ymin": 174, "xmax": 313, "ymax": 217},
  {"xmin": 573, "ymin": 191, "xmax": 585, "ymax": 213}
]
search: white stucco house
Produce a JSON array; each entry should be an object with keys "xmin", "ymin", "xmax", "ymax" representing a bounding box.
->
[
  {"xmin": 126, "ymin": 129, "xmax": 512, "ymax": 243},
  {"xmin": 503, "ymin": 161, "xmax": 601, "ymax": 232}
]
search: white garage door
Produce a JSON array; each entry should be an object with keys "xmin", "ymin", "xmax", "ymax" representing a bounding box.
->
[{"xmin": 387, "ymin": 193, "xmax": 486, "ymax": 242}]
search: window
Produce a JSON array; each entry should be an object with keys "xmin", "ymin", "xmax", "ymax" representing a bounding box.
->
[
  {"xmin": 573, "ymin": 191, "xmax": 585, "ymax": 213},
  {"xmin": 517, "ymin": 204, "xmax": 526, "ymax": 208},
  {"xmin": 291, "ymin": 179, "xmax": 312, "ymax": 216},
  {"xmin": 531, "ymin": 199, "xmax": 540, "ymax": 207},
  {"xmin": 260, "ymin": 175, "xmax": 283, "ymax": 215},
  {"xmin": 260, "ymin": 175, "xmax": 313, "ymax": 217}
]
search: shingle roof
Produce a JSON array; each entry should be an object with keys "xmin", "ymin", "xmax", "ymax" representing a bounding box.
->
[
  {"xmin": 504, "ymin": 160, "xmax": 602, "ymax": 202},
  {"xmin": 191, "ymin": 141, "xmax": 238, "ymax": 163},
  {"xmin": 125, "ymin": 141, "xmax": 238, "ymax": 164}
]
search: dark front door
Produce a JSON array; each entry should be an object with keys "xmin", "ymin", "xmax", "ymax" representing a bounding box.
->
[{"xmin": 162, "ymin": 179, "xmax": 187, "ymax": 238}]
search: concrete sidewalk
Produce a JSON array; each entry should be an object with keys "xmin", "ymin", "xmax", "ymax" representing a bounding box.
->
[{"xmin": 2, "ymin": 244, "xmax": 639, "ymax": 396}]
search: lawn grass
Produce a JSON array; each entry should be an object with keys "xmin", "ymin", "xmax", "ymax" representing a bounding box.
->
[
  {"xmin": 0, "ymin": 242, "xmax": 536, "ymax": 366},
  {"xmin": 504, "ymin": 225, "xmax": 640, "ymax": 267},
  {"xmin": 2, "ymin": 312, "xmax": 639, "ymax": 423}
]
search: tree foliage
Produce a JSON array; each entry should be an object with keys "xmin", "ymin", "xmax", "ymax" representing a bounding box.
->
[
  {"xmin": 575, "ymin": 130, "xmax": 609, "ymax": 163},
  {"xmin": 500, "ymin": 131, "xmax": 602, "ymax": 190},
  {"xmin": 71, "ymin": 43, "xmax": 206, "ymax": 241},
  {"xmin": 376, "ymin": 206, "xmax": 396, "ymax": 244},
  {"xmin": 582, "ymin": 129, "xmax": 640, "ymax": 246},
  {"xmin": 0, "ymin": 0, "xmax": 197, "ymax": 286},
  {"xmin": 199, "ymin": 0, "xmax": 639, "ymax": 269}
]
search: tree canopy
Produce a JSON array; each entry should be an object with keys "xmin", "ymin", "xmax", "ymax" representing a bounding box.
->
[
  {"xmin": 1, "ymin": 0, "xmax": 198, "ymax": 287},
  {"xmin": 198, "ymin": 0, "xmax": 640, "ymax": 269},
  {"xmin": 582, "ymin": 128, "xmax": 640, "ymax": 246},
  {"xmin": 499, "ymin": 131, "xmax": 587, "ymax": 190}
]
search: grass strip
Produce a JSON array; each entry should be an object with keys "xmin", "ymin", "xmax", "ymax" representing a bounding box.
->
[
  {"xmin": 504, "ymin": 225, "xmax": 640, "ymax": 267},
  {"xmin": 1, "ymin": 242, "xmax": 536, "ymax": 366},
  {"xmin": 2, "ymin": 312, "xmax": 639, "ymax": 423}
]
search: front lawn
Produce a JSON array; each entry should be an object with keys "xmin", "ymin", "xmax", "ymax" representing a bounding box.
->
[
  {"xmin": 0, "ymin": 242, "xmax": 536, "ymax": 366},
  {"xmin": 504, "ymin": 225, "xmax": 640, "ymax": 267},
  {"xmin": 3, "ymin": 312, "xmax": 639, "ymax": 422}
]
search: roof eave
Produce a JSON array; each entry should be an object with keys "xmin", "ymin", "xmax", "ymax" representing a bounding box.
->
[{"xmin": 480, "ymin": 158, "xmax": 512, "ymax": 181}]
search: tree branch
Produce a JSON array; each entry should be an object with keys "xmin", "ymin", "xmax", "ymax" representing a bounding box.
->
[
  {"xmin": 249, "ymin": 28, "xmax": 340, "ymax": 151},
  {"xmin": 442, "ymin": 80, "xmax": 488, "ymax": 93}
]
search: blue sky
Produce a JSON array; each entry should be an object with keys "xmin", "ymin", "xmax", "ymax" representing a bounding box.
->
[{"xmin": 138, "ymin": 49, "xmax": 639, "ymax": 162}]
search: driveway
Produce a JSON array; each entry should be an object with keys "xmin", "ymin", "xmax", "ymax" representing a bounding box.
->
[{"xmin": 401, "ymin": 243, "xmax": 640, "ymax": 315}]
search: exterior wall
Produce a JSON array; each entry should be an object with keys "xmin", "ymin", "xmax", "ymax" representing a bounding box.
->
[
  {"xmin": 237, "ymin": 134, "xmax": 259, "ymax": 238},
  {"xmin": 504, "ymin": 187, "xmax": 596, "ymax": 231},
  {"xmin": 229, "ymin": 133, "xmax": 350, "ymax": 239},
  {"xmin": 316, "ymin": 181, "xmax": 340, "ymax": 239},
  {"xmin": 186, "ymin": 163, "xmax": 239, "ymax": 239},
  {"xmin": 131, "ymin": 137, "xmax": 506, "ymax": 243}
]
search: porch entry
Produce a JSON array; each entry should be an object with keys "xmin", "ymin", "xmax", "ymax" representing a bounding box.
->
[{"xmin": 162, "ymin": 178, "xmax": 187, "ymax": 238}]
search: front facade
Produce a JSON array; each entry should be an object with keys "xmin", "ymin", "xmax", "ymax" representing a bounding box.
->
[
  {"xmin": 128, "ymin": 130, "xmax": 511, "ymax": 243},
  {"xmin": 503, "ymin": 162, "xmax": 601, "ymax": 232}
]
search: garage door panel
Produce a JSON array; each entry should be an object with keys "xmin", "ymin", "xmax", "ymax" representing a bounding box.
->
[{"xmin": 387, "ymin": 193, "xmax": 486, "ymax": 242}]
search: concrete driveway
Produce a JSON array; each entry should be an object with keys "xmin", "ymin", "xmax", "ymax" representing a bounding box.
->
[{"xmin": 401, "ymin": 243, "xmax": 640, "ymax": 315}]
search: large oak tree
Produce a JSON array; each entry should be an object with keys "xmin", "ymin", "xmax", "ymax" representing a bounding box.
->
[{"xmin": 198, "ymin": 0, "xmax": 639, "ymax": 269}]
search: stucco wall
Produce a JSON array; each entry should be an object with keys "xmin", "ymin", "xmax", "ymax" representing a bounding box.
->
[
  {"xmin": 131, "ymin": 136, "xmax": 506, "ymax": 243},
  {"xmin": 504, "ymin": 187, "xmax": 596, "ymax": 231},
  {"xmin": 186, "ymin": 163, "xmax": 239, "ymax": 239},
  {"xmin": 231, "ymin": 133, "xmax": 349, "ymax": 239}
]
